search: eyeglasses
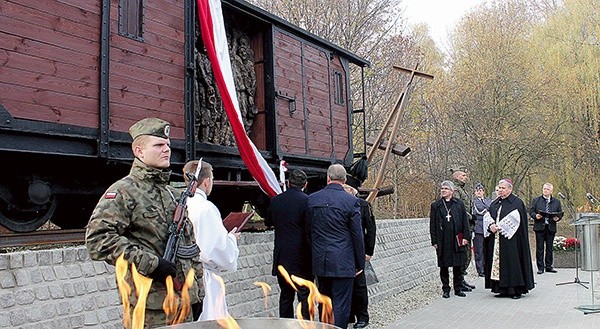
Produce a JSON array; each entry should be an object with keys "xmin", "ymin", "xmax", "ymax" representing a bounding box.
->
[{"xmin": 441, "ymin": 187, "xmax": 451, "ymax": 190}]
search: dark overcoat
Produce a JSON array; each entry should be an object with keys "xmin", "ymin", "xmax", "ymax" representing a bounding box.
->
[
  {"xmin": 484, "ymin": 193, "xmax": 535, "ymax": 294},
  {"xmin": 265, "ymin": 187, "xmax": 312, "ymax": 278},
  {"xmin": 358, "ymin": 198, "xmax": 377, "ymax": 256},
  {"xmin": 308, "ymin": 184, "xmax": 365, "ymax": 278},
  {"xmin": 429, "ymin": 197, "xmax": 471, "ymax": 267}
]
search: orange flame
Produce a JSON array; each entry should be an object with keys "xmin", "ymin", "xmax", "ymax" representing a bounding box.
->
[
  {"xmin": 163, "ymin": 276, "xmax": 178, "ymax": 325},
  {"xmin": 291, "ymin": 275, "xmax": 334, "ymax": 325},
  {"xmin": 214, "ymin": 274, "xmax": 241, "ymax": 329},
  {"xmin": 174, "ymin": 269, "xmax": 195, "ymax": 324},
  {"xmin": 163, "ymin": 269, "xmax": 195, "ymax": 325},
  {"xmin": 277, "ymin": 265, "xmax": 298, "ymax": 291},
  {"xmin": 115, "ymin": 254, "xmax": 132, "ymax": 329},
  {"xmin": 295, "ymin": 303, "xmax": 318, "ymax": 329},
  {"xmin": 115, "ymin": 252, "xmax": 195, "ymax": 328},
  {"xmin": 253, "ymin": 281, "xmax": 272, "ymax": 310},
  {"xmin": 131, "ymin": 263, "xmax": 152, "ymax": 329}
]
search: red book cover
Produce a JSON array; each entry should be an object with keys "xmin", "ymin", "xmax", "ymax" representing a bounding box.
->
[
  {"xmin": 222, "ymin": 211, "xmax": 254, "ymax": 232},
  {"xmin": 456, "ymin": 232, "xmax": 466, "ymax": 247}
]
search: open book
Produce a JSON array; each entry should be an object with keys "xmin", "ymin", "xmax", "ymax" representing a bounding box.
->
[
  {"xmin": 537, "ymin": 211, "xmax": 564, "ymax": 219},
  {"xmin": 222, "ymin": 211, "xmax": 255, "ymax": 232}
]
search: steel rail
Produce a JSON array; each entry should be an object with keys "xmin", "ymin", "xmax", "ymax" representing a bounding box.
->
[{"xmin": 0, "ymin": 229, "xmax": 85, "ymax": 249}]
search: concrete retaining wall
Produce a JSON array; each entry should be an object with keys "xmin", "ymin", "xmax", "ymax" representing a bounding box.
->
[{"xmin": 0, "ymin": 218, "xmax": 437, "ymax": 328}]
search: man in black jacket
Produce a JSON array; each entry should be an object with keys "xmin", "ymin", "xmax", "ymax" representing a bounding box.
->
[
  {"xmin": 265, "ymin": 169, "xmax": 312, "ymax": 319},
  {"xmin": 529, "ymin": 183, "xmax": 563, "ymax": 274},
  {"xmin": 343, "ymin": 180, "xmax": 376, "ymax": 329}
]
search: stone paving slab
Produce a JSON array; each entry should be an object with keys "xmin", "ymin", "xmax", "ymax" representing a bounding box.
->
[{"xmin": 386, "ymin": 267, "xmax": 600, "ymax": 329}]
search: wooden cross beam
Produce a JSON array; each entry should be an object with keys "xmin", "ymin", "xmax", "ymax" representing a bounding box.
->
[{"xmin": 366, "ymin": 64, "xmax": 434, "ymax": 203}]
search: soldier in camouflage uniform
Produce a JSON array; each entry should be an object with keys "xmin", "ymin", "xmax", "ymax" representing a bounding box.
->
[
  {"xmin": 450, "ymin": 167, "xmax": 476, "ymax": 291},
  {"xmin": 86, "ymin": 118, "xmax": 202, "ymax": 328}
]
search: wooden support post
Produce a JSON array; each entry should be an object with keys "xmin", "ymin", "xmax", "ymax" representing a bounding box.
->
[{"xmin": 366, "ymin": 64, "xmax": 434, "ymax": 203}]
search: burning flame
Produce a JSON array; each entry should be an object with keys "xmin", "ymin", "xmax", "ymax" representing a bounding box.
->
[
  {"xmin": 277, "ymin": 265, "xmax": 298, "ymax": 291},
  {"xmin": 115, "ymin": 253, "xmax": 195, "ymax": 328},
  {"xmin": 277, "ymin": 266, "xmax": 334, "ymax": 325},
  {"xmin": 291, "ymin": 275, "xmax": 334, "ymax": 325},
  {"xmin": 163, "ymin": 268, "xmax": 196, "ymax": 325},
  {"xmin": 131, "ymin": 263, "xmax": 152, "ymax": 329},
  {"xmin": 253, "ymin": 281, "xmax": 272, "ymax": 310},
  {"xmin": 115, "ymin": 255, "xmax": 132, "ymax": 329},
  {"xmin": 214, "ymin": 274, "xmax": 241, "ymax": 329},
  {"xmin": 176, "ymin": 270, "xmax": 196, "ymax": 323},
  {"xmin": 162, "ymin": 276, "xmax": 178, "ymax": 325}
]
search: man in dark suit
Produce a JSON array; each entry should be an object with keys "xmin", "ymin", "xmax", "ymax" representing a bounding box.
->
[
  {"xmin": 265, "ymin": 169, "xmax": 312, "ymax": 319},
  {"xmin": 529, "ymin": 182, "xmax": 563, "ymax": 274},
  {"xmin": 308, "ymin": 164, "xmax": 365, "ymax": 329},
  {"xmin": 343, "ymin": 181, "xmax": 376, "ymax": 329}
]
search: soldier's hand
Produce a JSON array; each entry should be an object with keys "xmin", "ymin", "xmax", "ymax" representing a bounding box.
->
[{"xmin": 149, "ymin": 258, "xmax": 177, "ymax": 282}]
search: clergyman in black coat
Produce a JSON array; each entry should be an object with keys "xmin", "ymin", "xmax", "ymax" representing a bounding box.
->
[
  {"xmin": 430, "ymin": 180, "xmax": 471, "ymax": 299},
  {"xmin": 484, "ymin": 178, "xmax": 535, "ymax": 299},
  {"xmin": 265, "ymin": 169, "xmax": 312, "ymax": 319}
]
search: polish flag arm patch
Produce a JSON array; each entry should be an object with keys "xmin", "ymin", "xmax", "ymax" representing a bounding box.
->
[{"xmin": 104, "ymin": 192, "xmax": 117, "ymax": 199}]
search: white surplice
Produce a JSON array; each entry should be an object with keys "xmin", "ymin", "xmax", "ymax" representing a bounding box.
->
[{"xmin": 187, "ymin": 189, "xmax": 239, "ymax": 321}]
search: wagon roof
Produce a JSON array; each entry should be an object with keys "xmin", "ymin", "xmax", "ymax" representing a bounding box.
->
[{"xmin": 223, "ymin": 0, "xmax": 370, "ymax": 67}]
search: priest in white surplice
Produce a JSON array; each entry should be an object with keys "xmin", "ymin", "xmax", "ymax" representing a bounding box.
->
[
  {"xmin": 483, "ymin": 178, "xmax": 534, "ymax": 300},
  {"xmin": 183, "ymin": 160, "xmax": 240, "ymax": 320}
]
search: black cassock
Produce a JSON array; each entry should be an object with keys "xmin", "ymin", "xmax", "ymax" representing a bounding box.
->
[
  {"xmin": 484, "ymin": 193, "xmax": 535, "ymax": 295},
  {"xmin": 429, "ymin": 198, "xmax": 470, "ymax": 267}
]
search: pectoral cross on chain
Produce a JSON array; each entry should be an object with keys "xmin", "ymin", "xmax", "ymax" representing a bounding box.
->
[{"xmin": 446, "ymin": 212, "xmax": 451, "ymax": 222}]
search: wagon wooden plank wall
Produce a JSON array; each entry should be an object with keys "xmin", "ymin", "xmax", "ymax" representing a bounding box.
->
[
  {"xmin": 0, "ymin": 0, "xmax": 101, "ymax": 126},
  {"xmin": 108, "ymin": 0, "xmax": 186, "ymax": 137},
  {"xmin": 0, "ymin": 0, "xmax": 369, "ymax": 242}
]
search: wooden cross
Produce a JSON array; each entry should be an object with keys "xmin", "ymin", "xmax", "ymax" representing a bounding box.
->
[{"xmin": 366, "ymin": 64, "xmax": 434, "ymax": 203}]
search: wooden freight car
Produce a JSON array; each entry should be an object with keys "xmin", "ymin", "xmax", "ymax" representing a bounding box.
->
[{"xmin": 0, "ymin": 0, "xmax": 369, "ymax": 233}]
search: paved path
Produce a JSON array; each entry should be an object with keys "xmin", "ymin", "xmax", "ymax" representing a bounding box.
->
[{"xmin": 386, "ymin": 267, "xmax": 600, "ymax": 329}]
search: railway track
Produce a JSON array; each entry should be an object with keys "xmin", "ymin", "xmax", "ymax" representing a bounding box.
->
[{"xmin": 0, "ymin": 229, "xmax": 85, "ymax": 249}]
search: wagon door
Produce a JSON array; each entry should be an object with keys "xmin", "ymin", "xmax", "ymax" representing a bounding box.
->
[{"xmin": 272, "ymin": 29, "xmax": 351, "ymax": 163}]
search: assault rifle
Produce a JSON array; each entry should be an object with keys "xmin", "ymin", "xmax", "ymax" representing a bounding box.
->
[{"xmin": 163, "ymin": 161, "xmax": 202, "ymax": 264}]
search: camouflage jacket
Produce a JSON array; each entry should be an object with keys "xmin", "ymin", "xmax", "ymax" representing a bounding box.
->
[
  {"xmin": 86, "ymin": 158, "xmax": 202, "ymax": 309},
  {"xmin": 452, "ymin": 179, "xmax": 472, "ymax": 222}
]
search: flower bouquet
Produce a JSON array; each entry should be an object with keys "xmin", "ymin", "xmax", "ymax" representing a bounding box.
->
[{"xmin": 553, "ymin": 235, "xmax": 580, "ymax": 252}]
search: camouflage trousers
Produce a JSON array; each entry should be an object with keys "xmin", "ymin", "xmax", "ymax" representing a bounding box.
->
[
  {"xmin": 462, "ymin": 240, "xmax": 472, "ymax": 277},
  {"xmin": 144, "ymin": 309, "xmax": 193, "ymax": 329}
]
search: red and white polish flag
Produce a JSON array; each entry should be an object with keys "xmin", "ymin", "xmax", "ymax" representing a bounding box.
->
[{"xmin": 196, "ymin": 0, "xmax": 282, "ymax": 197}]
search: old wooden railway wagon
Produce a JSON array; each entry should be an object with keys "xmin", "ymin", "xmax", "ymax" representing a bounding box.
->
[{"xmin": 0, "ymin": 0, "xmax": 369, "ymax": 233}]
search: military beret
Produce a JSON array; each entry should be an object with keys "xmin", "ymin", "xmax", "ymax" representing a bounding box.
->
[
  {"xmin": 448, "ymin": 165, "xmax": 468, "ymax": 174},
  {"xmin": 129, "ymin": 118, "xmax": 170, "ymax": 140}
]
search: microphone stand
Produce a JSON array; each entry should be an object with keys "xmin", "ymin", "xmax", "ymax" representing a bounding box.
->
[{"xmin": 556, "ymin": 194, "xmax": 588, "ymax": 288}]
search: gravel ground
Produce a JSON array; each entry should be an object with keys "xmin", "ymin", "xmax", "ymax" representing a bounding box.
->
[{"xmin": 364, "ymin": 272, "xmax": 480, "ymax": 329}]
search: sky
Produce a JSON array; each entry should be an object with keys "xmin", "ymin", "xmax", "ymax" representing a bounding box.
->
[{"xmin": 401, "ymin": 0, "xmax": 487, "ymax": 49}]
